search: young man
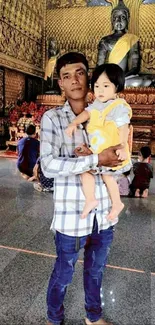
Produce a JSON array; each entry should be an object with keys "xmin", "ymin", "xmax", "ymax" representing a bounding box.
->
[
  {"xmin": 40, "ymin": 52, "xmax": 123, "ymax": 325},
  {"xmin": 17, "ymin": 124, "xmax": 39, "ymax": 181}
]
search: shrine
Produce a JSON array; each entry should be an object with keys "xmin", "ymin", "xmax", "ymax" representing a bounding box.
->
[{"xmin": 0, "ymin": 0, "xmax": 155, "ymax": 154}]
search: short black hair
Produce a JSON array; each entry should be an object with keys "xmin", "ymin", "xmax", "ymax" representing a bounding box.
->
[
  {"xmin": 26, "ymin": 124, "xmax": 36, "ymax": 136},
  {"xmin": 140, "ymin": 146, "xmax": 151, "ymax": 159},
  {"xmin": 56, "ymin": 52, "xmax": 89, "ymax": 77},
  {"xmin": 91, "ymin": 63, "xmax": 125, "ymax": 93}
]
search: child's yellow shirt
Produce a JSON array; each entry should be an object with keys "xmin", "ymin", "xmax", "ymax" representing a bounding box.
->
[{"xmin": 86, "ymin": 98, "xmax": 132, "ymax": 170}]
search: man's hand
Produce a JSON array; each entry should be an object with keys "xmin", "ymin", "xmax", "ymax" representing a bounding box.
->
[
  {"xmin": 98, "ymin": 144, "xmax": 124, "ymax": 168},
  {"xmin": 74, "ymin": 144, "xmax": 92, "ymax": 156},
  {"xmin": 74, "ymin": 144, "xmax": 124, "ymax": 168}
]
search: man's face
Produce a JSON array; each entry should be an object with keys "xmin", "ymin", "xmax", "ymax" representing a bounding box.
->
[
  {"xmin": 112, "ymin": 9, "xmax": 128, "ymax": 32},
  {"xmin": 58, "ymin": 63, "xmax": 88, "ymax": 101}
]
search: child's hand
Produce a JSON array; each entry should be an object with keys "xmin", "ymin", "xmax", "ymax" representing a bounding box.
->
[
  {"xmin": 116, "ymin": 147, "xmax": 127, "ymax": 160},
  {"xmin": 65, "ymin": 124, "xmax": 77, "ymax": 137}
]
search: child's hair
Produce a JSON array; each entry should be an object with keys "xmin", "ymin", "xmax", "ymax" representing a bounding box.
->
[
  {"xmin": 56, "ymin": 52, "xmax": 89, "ymax": 77},
  {"xmin": 26, "ymin": 124, "xmax": 36, "ymax": 136},
  {"xmin": 91, "ymin": 63, "xmax": 125, "ymax": 93},
  {"xmin": 139, "ymin": 146, "xmax": 151, "ymax": 159}
]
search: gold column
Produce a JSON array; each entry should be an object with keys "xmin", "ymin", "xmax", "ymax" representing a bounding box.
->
[
  {"xmin": 125, "ymin": 0, "xmax": 143, "ymax": 35},
  {"xmin": 43, "ymin": 0, "xmax": 47, "ymax": 71}
]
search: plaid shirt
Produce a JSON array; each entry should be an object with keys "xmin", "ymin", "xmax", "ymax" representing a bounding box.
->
[{"xmin": 40, "ymin": 101, "xmax": 118, "ymax": 236}]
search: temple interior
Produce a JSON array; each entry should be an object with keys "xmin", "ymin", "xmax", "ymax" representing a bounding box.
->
[{"xmin": 0, "ymin": 0, "xmax": 155, "ymax": 324}]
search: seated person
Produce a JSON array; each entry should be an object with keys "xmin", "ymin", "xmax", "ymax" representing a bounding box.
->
[
  {"xmin": 17, "ymin": 124, "xmax": 40, "ymax": 181},
  {"xmin": 129, "ymin": 146, "xmax": 153, "ymax": 197}
]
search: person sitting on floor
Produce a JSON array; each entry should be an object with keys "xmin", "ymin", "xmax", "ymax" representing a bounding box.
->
[
  {"xmin": 129, "ymin": 146, "xmax": 153, "ymax": 197},
  {"xmin": 17, "ymin": 124, "xmax": 40, "ymax": 181}
]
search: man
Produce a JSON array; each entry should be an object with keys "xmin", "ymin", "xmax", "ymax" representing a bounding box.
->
[
  {"xmin": 40, "ymin": 52, "xmax": 123, "ymax": 325},
  {"xmin": 17, "ymin": 124, "xmax": 39, "ymax": 181},
  {"xmin": 97, "ymin": 0, "xmax": 152, "ymax": 87}
]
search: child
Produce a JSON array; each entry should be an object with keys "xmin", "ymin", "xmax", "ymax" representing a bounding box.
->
[
  {"xmin": 66, "ymin": 63, "xmax": 132, "ymax": 220},
  {"xmin": 130, "ymin": 146, "xmax": 153, "ymax": 197}
]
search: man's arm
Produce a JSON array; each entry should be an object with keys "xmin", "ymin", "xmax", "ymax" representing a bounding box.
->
[
  {"xmin": 74, "ymin": 144, "xmax": 123, "ymax": 168},
  {"xmin": 40, "ymin": 112, "xmax": 98, "ymax": 179}
]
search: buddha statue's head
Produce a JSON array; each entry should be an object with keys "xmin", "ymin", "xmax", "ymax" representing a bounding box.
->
[{"xmin": 111, "ymin": 0, "xmax": 130, "ymax": 32}]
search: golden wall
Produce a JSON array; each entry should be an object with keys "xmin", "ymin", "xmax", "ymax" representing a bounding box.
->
[
  {"xmin": 5, "ymin": 69, "xmax": 25, "ymax": 105},
  {"xmin": 0, "ymin": 0, "xmax": 46, "ymax": 77},
  {"xmin": 46, "ymin": 1, "xmax": 155, "ymax": 73},
  {"xmin": 1, "ymin": 0, "xmax": 154, "ymax": 77},
  {"xmin": 139, "ymin": 5, "xmax": 155, "ymax": 73}
]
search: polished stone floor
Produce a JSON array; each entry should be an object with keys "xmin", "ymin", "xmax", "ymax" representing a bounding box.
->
[{"xmin": 0, "ymin": 157, "xmax": 154, "ymax": 325}]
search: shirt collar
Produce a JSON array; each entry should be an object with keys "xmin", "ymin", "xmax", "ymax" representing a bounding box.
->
[
  {"xmin": 62, "ymin": 100, "xmax": 89, "ymax": 114},
  {"xmin": 62, "ymin": 100, "xmax": 72, "ymax": 113}
]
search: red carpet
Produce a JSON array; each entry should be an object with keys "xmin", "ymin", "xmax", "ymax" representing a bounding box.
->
[{"xmin": 0, "ymin": 150, "xmax": 18, "ymax": 158}]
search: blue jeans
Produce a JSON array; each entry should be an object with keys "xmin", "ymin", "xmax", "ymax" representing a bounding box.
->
[{"xmin": 47, "ymin": 217, "xmax": 114, "ymax": 324}]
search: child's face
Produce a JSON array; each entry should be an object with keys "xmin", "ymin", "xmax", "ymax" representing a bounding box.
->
[{"xmin": 94, "ymin": 72, "xmax": 117, "ymax": 103}]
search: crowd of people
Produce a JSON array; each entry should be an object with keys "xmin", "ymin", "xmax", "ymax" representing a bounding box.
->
[{"xmin": 16, "ymin": 51, "xmax": 153, "ymax": 325}]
